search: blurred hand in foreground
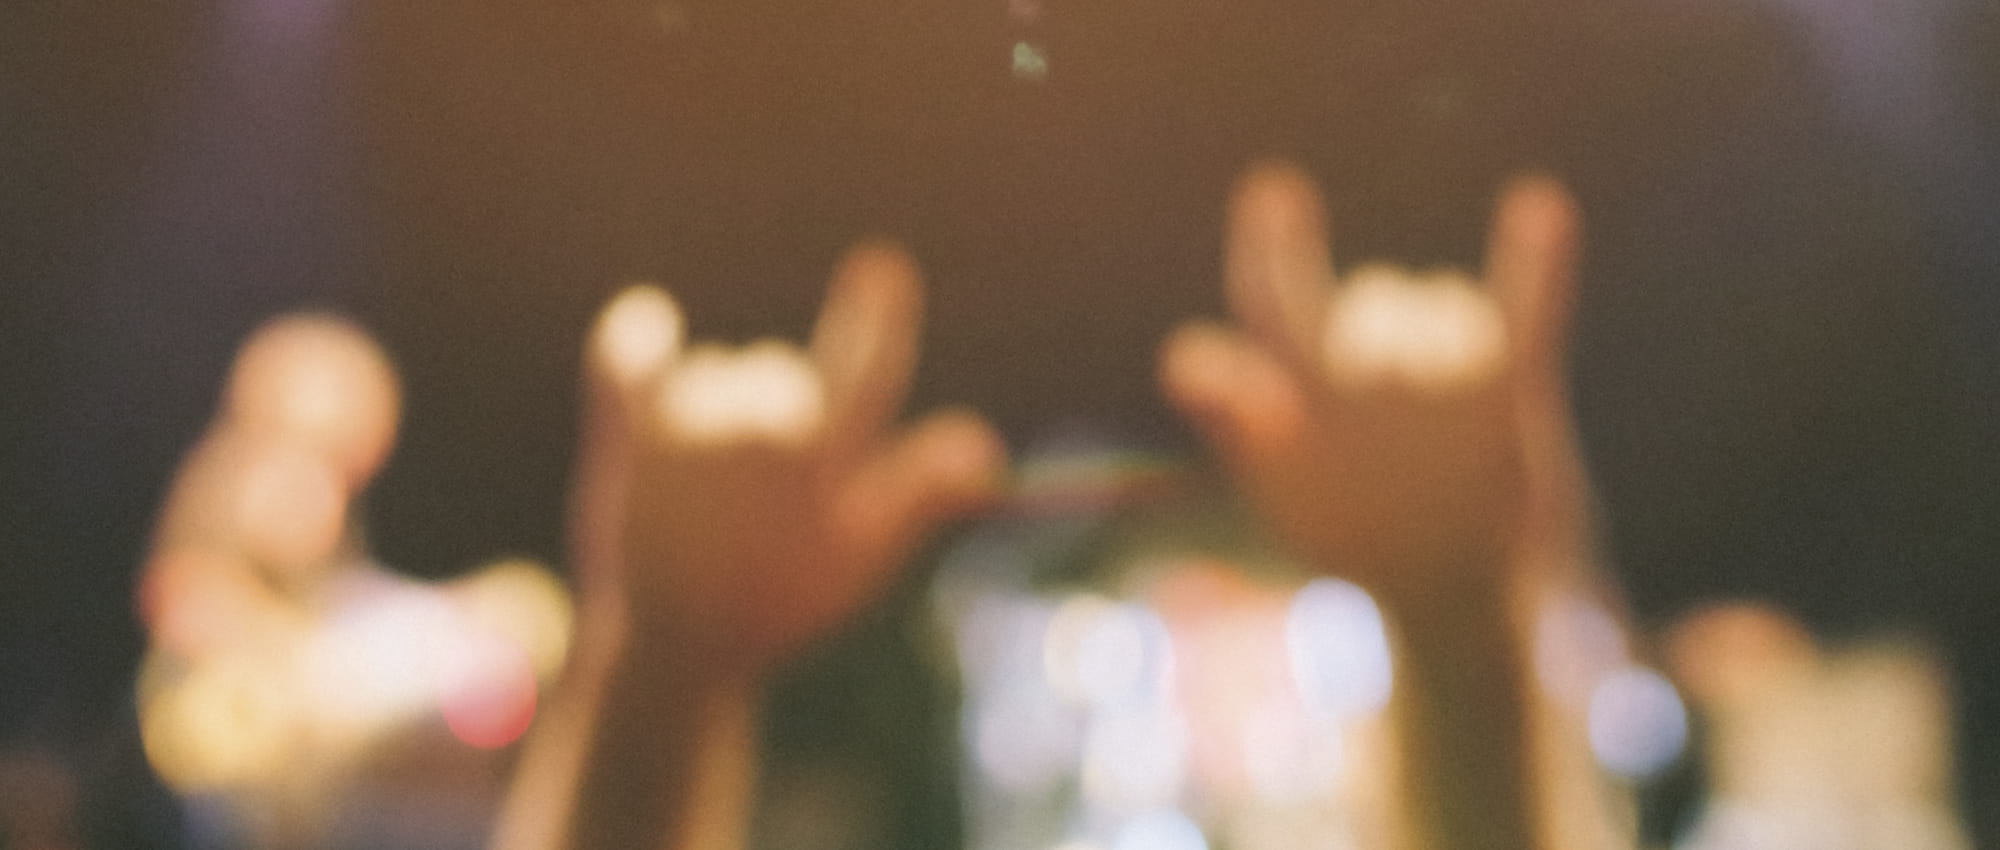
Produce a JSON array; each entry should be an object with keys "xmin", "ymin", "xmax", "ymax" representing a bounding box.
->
[
  {"xmin": 1160, "ymin": 161, "xmax": 1592, "ymax": 604},
  {"xmin": 143, "ymin": 242, "xmax": 1000, "ymax": 850},
  {"xmin": 566, "ymin": 242, "xmax": 1005, "ymax": 681},
  {"xmin": 1161, "ymin": 162, "xmax": 1585, "ymax": 603},
  {"xmin": 143, "ymin": 314, "xmax": 402, "ymax": 657},
  {"xmin": 498, "ymin": 241, "xmax": 1004, "ymax": 850},
  {"xmin": 1161, "ymin": 162, "xmax": 1589, "ymax": 850}
]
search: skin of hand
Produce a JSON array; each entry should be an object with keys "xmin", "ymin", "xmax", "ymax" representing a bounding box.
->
[
  {"xmin": 143, "ymin": 315, "xmax": 402, "ymax": 652},
  {"xmin": 1161, "ymin": 162, "xmax": 1581, "ymax": 598},
  {"xmin": 495, "ymin": 241, "xmax": 1006, "ymax": 850},
  {"xmin": 570, "ymin": 242, "xmax": 1005, "ymax": 678},
  {"xmin": 1161, "ymin": 162, "xmax": 1585, "ymax": 850}
]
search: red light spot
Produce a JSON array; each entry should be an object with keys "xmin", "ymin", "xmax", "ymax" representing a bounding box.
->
[{"xmin": 439, "ymin": 637, "xmax": 538, "ymax": 750}]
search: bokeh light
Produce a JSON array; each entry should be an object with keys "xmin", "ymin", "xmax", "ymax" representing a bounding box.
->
[
  {"xmin": 658, "ymin": 342, "xmax": 827, "ymax": 445},
  {"xmin": 139, "ymin": 651, "xmax": 301, "ymax": 793},
  {"xmin": 438, "ymin": 629, "xmax": 539, "ymax": 750},
  {"xmin": 1322, "ymin": 265, "xmax": 1507, "ymax": 392},
  {"xmin": 1286, "ymin": 578, "xmax": 1393, "ymax": 718},
  {"xmin": 1586, "ymin": 666, "xmax": 1688, "ymax": 779},
  {"xmin": 1110, "ymin": 809, "xmax": 1208, "ymax": 850}
]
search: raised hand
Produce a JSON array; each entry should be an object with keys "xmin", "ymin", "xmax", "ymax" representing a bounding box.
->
[
  {"xmin": 568, "ymin": 242, "xmax": 1004, "ymax": 680},
  {"xmin": 497, "ymin": 241, "xmax": 1005, "ymax": 850},
  {"xmin": 1161, "ymin": 162, "xmax": 1582, "ymax": 600},
  {"xmin": 1161, "ymin": 163, "xmax": 1587, "ymax": 850}
]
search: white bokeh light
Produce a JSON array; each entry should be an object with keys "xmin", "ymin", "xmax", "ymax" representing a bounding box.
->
[
  {"xmin": 1587, "ymin": 666, "xmax": 1689, "ymax": 779},
  {"xmin": 1287, "ymin": 578, "xmax": 1393, "ymax": 718},
  {"xmin": 1111, "ymin": 810, "xmax": 1209, "ymax": 850}
]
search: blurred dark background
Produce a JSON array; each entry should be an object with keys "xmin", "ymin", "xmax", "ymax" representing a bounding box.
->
[{"xmin": 3, "ymin": 0, "xmax": 1997, "ymax": 844}]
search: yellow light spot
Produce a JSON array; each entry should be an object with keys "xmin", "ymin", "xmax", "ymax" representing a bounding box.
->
[
  {"xmin": 454, "ymin": 558, "xmax": 575, "ymax": 678},
  {"xmin": 658, "ymin": 342, "xmax": 826, "ymax": 446},
  {"xmin": 1321, "ymin": 265, "xmax": 1507, "ymax": 393},
  {"xmin": 139, "ymin": 652, "xmax": 299, "ymax": 792}
]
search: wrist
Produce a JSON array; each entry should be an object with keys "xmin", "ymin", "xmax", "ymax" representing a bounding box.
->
[
  {"xmin": 1370, "ymin": 560, "xmax": 1542, "ymax": 850},
  {"xmin": 559, "ymin": 618, "xmax": 762, "ymax": 850},
  {"xmin": 569, "ymin": 591, "xmax": 765, "ymax": 702}
]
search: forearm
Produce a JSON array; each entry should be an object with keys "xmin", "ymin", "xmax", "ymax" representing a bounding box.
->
[
  {"xmin": 492, "ymin": 617, "xmax": 759, "ymax": 850},
  {"xmin": 1378, "ymin": 568, "xmax": 1541, "ymax": 850}
]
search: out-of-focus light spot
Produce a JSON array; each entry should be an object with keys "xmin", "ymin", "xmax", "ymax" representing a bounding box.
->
[
  {"xmin": 1051, "ymin": 841, "xmax": 1105, "ymax": 850},
  {"xmin": 597, "ymin": 285, "xmax": 685, "ymax": 382},
  {"xmin": 1082, "ymin": 704, "xmax": 1188, "ymax": 814},
  {"xmin": 971, "ymin": 686, "xmax": 1079, "ymax": 792},
  {"xmin": 1012, "ymin": 41, "xmax": 1050, "ymax": 81},
  {"xmin": 1286, "ymin": 578, "xmax": 1393, "ymax": 717},
  {"xmin": 1046, "ymin": 595, "xmax": 1167, "ymax": 706},
  {"xmin": 1074, "ymin": 609, "xmax": 1148, "ymax": 704},
  {"xmin": 139, "ymin": 653, "xmax": 298, "ymax": 792},
  {"xmin": 1044, "ymin": 593, "xmax": 1111, "ymax": 702},
  {"xmin": 453, "ymin": 559, "xmax": 574, "ymax": 678},
  {"xmin": 1833, "ymin": 645, "xmax": 1957, "ymax": 802},
  {"xmin": 1533, "ymin": 592, "xmax": 1630, "ymax": 710},
  {"xmin": 1111, "ymin": 810, "xmax": 1208, "ymax": 850},
  {"xmin": 659, "ymin": 342, "xmax": 826, "ymax": 445},
  {"xmin": 956, "ymin": 591, "xmax": 1054, "ymax": 691},
  {"xmin": 1587, "ymin": 666, "xmax": 1688, "ymax": 779},
  {"xmin": 439, "ymin": 631, "xmax": 539, "ymax": 750},
  {"xmin": 1242, "ymin": 701, "xmax": 1344, "ymax": 803},
  {"xmin": 303, "ymin": 586, "xmax": 460, "ymax": 733},
  {"xmin": 1322, "ymin": 265, "xmax": 1506, "ymax": 393},
  {"xmin": 959, "ymin": 591, "xmax": 1082, "ymax": 792}
]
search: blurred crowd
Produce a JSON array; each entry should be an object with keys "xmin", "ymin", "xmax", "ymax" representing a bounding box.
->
[{"xmin": 3, "ymin": 0, "xmax": 1997, "ymax": 846}]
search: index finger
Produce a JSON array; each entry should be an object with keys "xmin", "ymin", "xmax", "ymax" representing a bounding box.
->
[{"xmin": 1226, "ymin": 161, "xmax": 1337, "ymax": 375}]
